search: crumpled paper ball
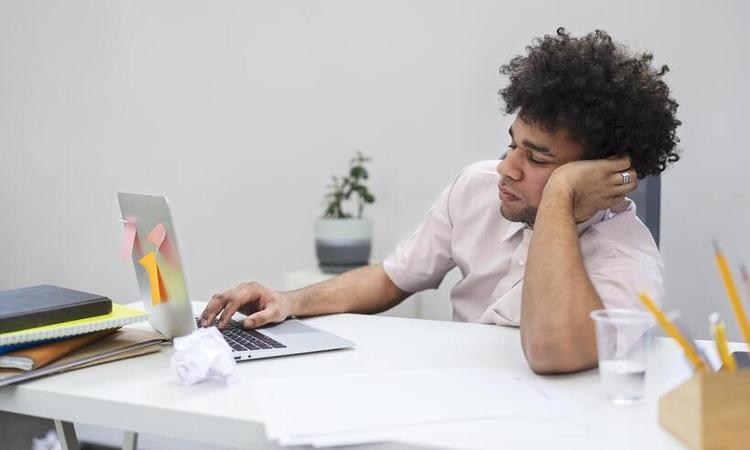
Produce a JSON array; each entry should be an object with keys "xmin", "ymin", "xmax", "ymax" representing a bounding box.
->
[
  {"xmin": 170, "ymin": 326, "xmax": 237, "ymax": 385},
  {"xmin": 31, "ymin": 430, "xmax": 61, "ymax": 450}
]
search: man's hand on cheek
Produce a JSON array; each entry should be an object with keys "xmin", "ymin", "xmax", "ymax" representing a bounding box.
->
[{"xmin": 542, "ymin": 155, "xmax": 637, "ymax": 223}]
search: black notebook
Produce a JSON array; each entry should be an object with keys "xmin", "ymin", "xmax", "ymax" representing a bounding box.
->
[{"xmin": 0, "ymin": 285, "xmax": 113, "ymax": 334}]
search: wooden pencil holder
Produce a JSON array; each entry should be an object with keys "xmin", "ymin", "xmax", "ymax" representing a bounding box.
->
[{"xmin": 659, "ymin": 370, "xmax": 750, "ymax": 450}]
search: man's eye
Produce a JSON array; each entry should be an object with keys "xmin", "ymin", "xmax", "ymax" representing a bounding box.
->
[
  {"xmin": 529, "ymin": 156, "xmax": 549, "ymax": 165},
  {"xmin": 506, "ymin": 143, "xmax": 551, "ymax": 165}
]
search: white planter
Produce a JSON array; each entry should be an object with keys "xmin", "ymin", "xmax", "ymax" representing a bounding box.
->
[{"xmin": 314, "ymin": 218, "xmax": 372, "ymax": 273}]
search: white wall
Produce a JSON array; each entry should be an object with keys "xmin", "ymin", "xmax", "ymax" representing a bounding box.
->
[{"xmin": 1, "ymin": 0, "xmax": 749, "ymax": 340}]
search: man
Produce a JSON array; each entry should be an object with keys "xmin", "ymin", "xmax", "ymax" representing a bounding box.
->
[{"xmin": 200, "ymin": 29, "xmax": 680, "ymax": 374}]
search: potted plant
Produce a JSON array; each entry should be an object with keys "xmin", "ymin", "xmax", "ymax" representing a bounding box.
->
[{"xmin": 315, "ymin": 152, "xmax": 376, "ymax": 273}]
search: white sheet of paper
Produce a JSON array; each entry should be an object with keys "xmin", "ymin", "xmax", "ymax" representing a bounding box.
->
[
  {"xmin": 254, "ymin": 367, "xmax": 576, "ymax": 446},
  {"xmin": 306, "ymin": 418, "xmax": 587, "ymax": 448}
]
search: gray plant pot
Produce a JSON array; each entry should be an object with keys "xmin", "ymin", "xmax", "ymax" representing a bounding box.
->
[{"xmin": 315, "ymin": 218, "xmax": 372, "ymax": 274}]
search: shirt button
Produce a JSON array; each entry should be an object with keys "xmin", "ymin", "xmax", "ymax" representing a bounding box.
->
[{"xmin": 518, "ymin": 259, "xmax": 525, "ymax": 266}]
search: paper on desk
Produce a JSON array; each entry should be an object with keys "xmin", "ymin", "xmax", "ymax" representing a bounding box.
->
[
  {"xmin": 302, "ymin": 417, "xmax": 588, "ymax": 448},
  {"xmin": 254, "ymin": 367, "xmax": 575, "ymax": 447},
  {"xmin": 31, "ymin": 429, "xmax": 60, "ymax": 450},
  {"xmin": 170, "ymin": 326, "xmax": 236, "ymax": 385}
]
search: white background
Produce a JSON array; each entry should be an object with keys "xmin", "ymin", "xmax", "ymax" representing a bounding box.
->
[{"xmin": 1, "ymin": 0, "xmax": 749, "ymax": 340}]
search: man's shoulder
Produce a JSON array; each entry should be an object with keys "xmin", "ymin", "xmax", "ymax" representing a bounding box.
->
[
  {"xmin": 442, "ymin": 160, "xmax": 501, "ymax": 224},
  {"xmin": 453, "ymin": 160, "xmax": 500, "ymax": 187},
  {"xmin": 585, "ymin": 200, "xmax": 661, "ymax": 262},
  {"xmin": 460, "ymin": 160, "xmax": 500, "ymax": 176}
]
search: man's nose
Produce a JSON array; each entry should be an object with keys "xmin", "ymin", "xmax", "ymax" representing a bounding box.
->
[{"xmin": 498, "ymin": 151, "xmax": 522, "ymax": 181}]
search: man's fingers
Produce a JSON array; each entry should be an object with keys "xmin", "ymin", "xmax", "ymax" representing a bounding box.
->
[
  {"xmin": 604, "ymin": 154, "xmax": 632, "ymax": 171},
  {"xmin": 201, "ymin": 282, "xmax": 281, "ymax": 329},
  {"xmin": 238, "ymin": 303, "xmax": 260, "ymax": 316},
  {"xmin": 608, "ymin": 195, "xmax": 627, "ymax": 207},
  {"xmin": 610, "ymin": 168, "xmax": 637, "ymax": 187},
  {"xmin": 217, "ymin": 300, "xmax": 243, "ymax": 329},
  {"xmin": 612, "ymin": 175, "xmax": 638, "ymax": 198},
  {"xmin": 203, "ymin": 283, "xmax": 264, "ymax": 329},
  {"xmin": 201, "ymin": 294, "xmax": 229, "ymax": 327},
  {"xmin": 217, "ymin": 288, "xmax": 254, "ymax": 329},
  {"xmin": 243, "ymin": 307, "xmax": 278, "ymax": 329}
]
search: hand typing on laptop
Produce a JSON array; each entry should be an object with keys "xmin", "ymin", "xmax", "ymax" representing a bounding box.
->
[
  {"xmin": 200, "ymin": 282, "xmax": 294, "ymax": 329},
  {"xmin": 200, "ymin": 264, "xmax": 410, "ymax": 330}
]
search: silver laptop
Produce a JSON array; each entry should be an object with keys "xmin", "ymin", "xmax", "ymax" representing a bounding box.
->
[{"xmin": 118, "ymin": 192, "xmax": 355, "ymax": 361}]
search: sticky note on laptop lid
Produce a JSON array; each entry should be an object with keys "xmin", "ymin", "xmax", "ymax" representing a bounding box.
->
[
  {"xmin": 147, "ymin": 223, "xmax": 166, "ymax": 251},
  {"xmin": 121, "ymin": 220, "xmax": 137, "ymax": 261},
  {"xmin": 146, "ymin": 222, "xmax": 178, "ymax": 264},
  {"xmin": 138, "ymin": 251, "xmax": 168, "ymax": 305}
]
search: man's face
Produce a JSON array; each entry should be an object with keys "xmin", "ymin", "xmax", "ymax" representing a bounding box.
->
[{"xmin": 497, "ymin": 116, "xmax": 586, "ymax": 225}]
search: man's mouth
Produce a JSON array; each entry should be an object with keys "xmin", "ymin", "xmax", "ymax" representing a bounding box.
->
[{"xmin": 498, "ymin": 184, "xmax": 521, "ymax": 202}]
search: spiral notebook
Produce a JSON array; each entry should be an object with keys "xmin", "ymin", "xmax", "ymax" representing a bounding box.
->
[{"xmin": 0, "ymin": 303, "xmax": 149, "ymax": 346}]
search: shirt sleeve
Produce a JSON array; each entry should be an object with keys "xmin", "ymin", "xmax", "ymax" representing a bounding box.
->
[
  {"xmin": 383, "ymin": 182, "xmax": 458, "ymax": 293},
  {"xmin": 586, "ymin": 244, "xmax": 665, "ymax": 311}
]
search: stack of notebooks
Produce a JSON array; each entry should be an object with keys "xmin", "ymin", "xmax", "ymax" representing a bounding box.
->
[{"xmin": 0, "ymin": 285, "xmax": 168, "ymax": 387}]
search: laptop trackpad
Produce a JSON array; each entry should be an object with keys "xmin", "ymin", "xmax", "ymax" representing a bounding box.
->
[{"xmin": 268, "ymin": 321, "xmax": 317, "ymax": 335}]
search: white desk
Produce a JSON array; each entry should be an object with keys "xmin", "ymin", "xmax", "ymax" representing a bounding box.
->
[{"xmin": 0, "ymin": 304, "xmax": 728, "ymax": 450}]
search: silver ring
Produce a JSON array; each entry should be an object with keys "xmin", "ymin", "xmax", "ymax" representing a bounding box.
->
[{"xmin": 620, "ymin": 170, "xmax": 631, "ymax": 185}]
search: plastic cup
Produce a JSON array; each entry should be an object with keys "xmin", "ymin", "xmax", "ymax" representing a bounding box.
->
[{"xmin": 590, "ymin": 309, "xmax": 654, "ymax": 405}]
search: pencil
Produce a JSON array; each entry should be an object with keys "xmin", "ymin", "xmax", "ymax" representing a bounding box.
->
[
  {"xmin": 639, "ymin": 293, "xmax": 707, "ymax": 372},
  {"xmin": 709, "ymin": 313, "xmax": 737, "ymax": 373},
  {"xmin": 712, "ymin": 241, "xmax": 750, "ymax": 345}
]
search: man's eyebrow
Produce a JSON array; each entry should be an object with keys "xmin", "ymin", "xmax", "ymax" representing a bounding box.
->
[
  {"xmin": 522, "ymin": 139, "xmax": 554, "ymax": 156},
  {"xmin": 509, "ymin": 125, "xmax": 556, "ymax": 156}
]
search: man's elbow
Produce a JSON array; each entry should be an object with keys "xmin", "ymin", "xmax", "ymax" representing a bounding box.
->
[{"xmin": 521, "ymin": 334, "xmax": 597, "ymax": 375}]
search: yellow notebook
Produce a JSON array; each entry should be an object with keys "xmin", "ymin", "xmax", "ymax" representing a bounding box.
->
[{"xmin": 0, "ymin": 303, "xmax": 149, "ymax": 346}]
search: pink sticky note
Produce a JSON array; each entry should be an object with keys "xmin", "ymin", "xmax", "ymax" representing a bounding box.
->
[
  {"xmin": 147, "ymin": 223, "xmax": 166, "ymax": 251},
  {"xmin": 121, "ymin": 221, "xmax": 137, "ymax": 261}
]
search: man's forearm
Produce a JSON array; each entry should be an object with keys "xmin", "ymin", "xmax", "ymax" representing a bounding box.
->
[
  {"xmin": 286, "ymin": 263, "xmax": 410, "ymax": 317},
  {"xmin": 521, "ymin": 188, "xmax": 603, "ymax": 374}
]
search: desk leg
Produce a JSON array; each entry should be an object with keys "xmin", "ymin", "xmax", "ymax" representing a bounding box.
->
[
  {"xmin": 53, "ymin": 420, "xmax": 80, "ymax": 450},
  {"xmin": 123, "ymin": 431, "xmax": 139, "ymax": 450}
]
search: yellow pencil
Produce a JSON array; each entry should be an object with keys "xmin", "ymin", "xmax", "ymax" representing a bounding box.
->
[
  {"xmin": 712, "ymin": 241, "xmax": 750, "ymax": 345},
  {"xmin": 709, "ymin": 313, "xmax": 737, "ymax": 373},
  {"xmin": 639, "ymin": 293, "xmax": 707, "ymax": 372}
]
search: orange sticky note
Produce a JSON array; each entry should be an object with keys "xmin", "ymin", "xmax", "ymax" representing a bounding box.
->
[
  {"xmin": 138, "ymin": 251, "xmax": 168, "ymax": 305},
  {"xmin": 147, "ymin": 223, "xmax": 166, "ymax": 251}
]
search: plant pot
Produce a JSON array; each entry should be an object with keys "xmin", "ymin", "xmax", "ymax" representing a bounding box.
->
[{"xmin": 315, "ymin": 218, "xmax": 372, "ymax": 274}]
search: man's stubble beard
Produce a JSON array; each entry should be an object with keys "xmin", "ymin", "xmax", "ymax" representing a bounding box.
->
[{"xmin": 500, "ymin": 204, "xmax": 538, "ymax": 227}]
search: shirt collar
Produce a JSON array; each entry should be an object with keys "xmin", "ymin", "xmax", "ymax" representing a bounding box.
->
[
  {"xmin": 499, "ymin": 208, "xmax": 608, "ymax": 242},
  {"xmin": 499, "ymin": 220, "xmax": 526, "ymax": 242}
]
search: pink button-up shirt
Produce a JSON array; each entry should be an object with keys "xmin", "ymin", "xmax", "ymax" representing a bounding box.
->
[{"xmin": 383, "ymin": 160, "xmax": 664, "ymax": 326}]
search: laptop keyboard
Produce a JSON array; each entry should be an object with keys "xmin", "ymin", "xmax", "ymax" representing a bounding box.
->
[{"xmin": 195, "ymin": 318, "xmax": 287, "ymax": 351}]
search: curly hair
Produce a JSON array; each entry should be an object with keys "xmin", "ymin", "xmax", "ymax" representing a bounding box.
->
[{"xmin": 500, "ymin": 28, "xmax": 680, "ymax": 177}]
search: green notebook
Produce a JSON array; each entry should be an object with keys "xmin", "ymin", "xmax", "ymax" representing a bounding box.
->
[{"xmin": 0, "ymin": 303, "xmax": 149, "ymax": 346}]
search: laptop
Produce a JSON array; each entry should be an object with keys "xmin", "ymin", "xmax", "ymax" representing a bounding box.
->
[{"xmin": 118, "ymin": 192, "xmax": 355, "ymax": 361}]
